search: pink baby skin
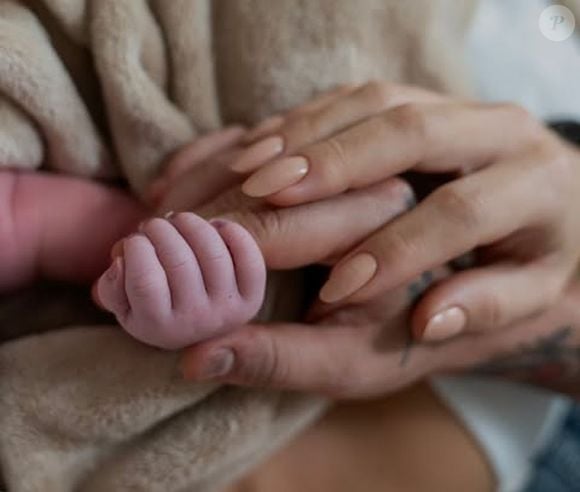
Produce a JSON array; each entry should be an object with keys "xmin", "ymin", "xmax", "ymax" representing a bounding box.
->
[{"xmin": 0, "ymin": 171, "xmax": 266, "ymax": 350}]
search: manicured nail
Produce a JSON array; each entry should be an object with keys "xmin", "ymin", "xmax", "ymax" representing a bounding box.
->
[
  {"xmin": 242, "ymin": 156, "xmax": 309, "ymax": 198},
  {"xmin": 319, "ymin": 253, "xmax": 378, "ymax": 303},
  {"xmin": 198, "ymin": 348, "xmax": 235, "ymax": 380},
  {"xmin": 243, "ymin": 115, "xmax": 285, "ymax": 144},
  {"xmin": 422, "ymin": 307, "xmax": 467, "ymax": 342},
  {"xmin": 230, "ymin": 135, "xmax": 284, "ymax": 173}
]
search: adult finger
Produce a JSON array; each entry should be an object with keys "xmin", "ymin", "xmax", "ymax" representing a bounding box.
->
[
  {"xmin": 241, "ymin": 83, "xmax": 357, "ymax": 144},
  {"xmin": 222, "ymin": 177, "xmax": 414, "ymax": 269},
  {"xmin": 232, "ymin": 82, "xmax": 441, "ymax": 173},
  {"xmin": 317, "ymin": 158, "xmax": 554, "ymax": 304},
  {"xmin": 156, "ymin": 148, "xmax": 241, "ymax": 214},
  {"xmin": 240, "ymin": 102, "xmax": 541, "ymax": 206},
  {"xmin": 411, "ymin": 260, "xmax": 571, "ymax": 342},
  {"xmin": 149, "ymin": 126, "xmax": 245, "ymax": 204},
  {"xmin": 179, "ymin": 322, "xmax": 432, "ymax": 398}
]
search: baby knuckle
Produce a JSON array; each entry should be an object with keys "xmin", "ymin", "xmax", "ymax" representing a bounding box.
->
[
  {"xmin": 130, "ymin": 275, "xmax": 158, "ymax": 299},
  {"xmin": 164, "ymin": 256, "xmax": 193, "ymax": 272}
]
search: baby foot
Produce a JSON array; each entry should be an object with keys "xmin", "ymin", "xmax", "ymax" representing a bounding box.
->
[{"xmin": 94, "ymin": 212, "xmax": 266, "ymax": 350}]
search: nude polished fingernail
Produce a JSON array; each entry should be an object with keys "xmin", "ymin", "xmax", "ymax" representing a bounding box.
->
[
  {"xmin": 230, "ymin": 135, "xmax": 285, "ymax": 173},
  {"xmin": 422, "ymin": 307, "xmax": 467, "ymax": 342},
  {"xmin": 242, "ymin": 156, "xmax": 309, "ymax": 197},
  {"xmin": 319, "ymin": 253, "xmax": 378, "ymax": 303},
  {"xmin": 198, "ymin": 348, "xmax": 235, "ymax": 380}
]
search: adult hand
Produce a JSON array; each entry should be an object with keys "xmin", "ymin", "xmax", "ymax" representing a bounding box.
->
[
  {"xmin": 180, "ymin": 267, "xmax": 580, "ymax": 399},
  {"xmin": 156, "ymin": 123, "xmax": 580, "ymax": 399},
  {"xmin": 231, "ymin": 81, "xmax": 580, "ymax": 342}
]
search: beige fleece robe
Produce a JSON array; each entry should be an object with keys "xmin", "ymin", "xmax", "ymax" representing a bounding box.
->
[{"xmin": 3, "ymin": 0, "xmax": 568, "ymax": 490}]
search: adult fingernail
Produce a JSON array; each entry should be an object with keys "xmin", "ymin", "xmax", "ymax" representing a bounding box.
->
[
  {"xmin": 320, "ymin": 253, "xmax": 378, "ymax": 303},
  {"xmin": 196, "ymin": 348, "xmax": 235, "ymax": 380},
  {"xmin": 242, "ymin": 156, "xmax": 309, "ymax": 197},
  {"xmin": 231, "ymin": 135, "xmax": 285, "ymax": 173},
  {"xmin": 243, "ymin": 115, "xmax": 285, "ymax": 144},
  {"xmin": 422, "ymin": 307, "xmax": 467, "ymax": 342}
]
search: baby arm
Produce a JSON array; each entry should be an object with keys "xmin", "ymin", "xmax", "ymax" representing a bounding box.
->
[
  {"xmin": 0, "ymin": 171, "xmax": 145, "ymax": 291},
  {"xmin": 95, "ymin": 213, "xmax": 266, "ymax": 350}
]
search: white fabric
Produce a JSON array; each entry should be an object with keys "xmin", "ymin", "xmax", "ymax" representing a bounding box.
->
[
  {"xmin": 434, "ymin": 1, "xmax": 579, "ymax": 491},
  {"xmin": 433, "ymin": 377, "xmax": 570, "ymax": 492}
]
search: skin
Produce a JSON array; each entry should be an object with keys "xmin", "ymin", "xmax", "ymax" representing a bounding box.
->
[
  {"xmin": 150, "ymin": 126, "xmax": 580, "ymax": 491},
  {"xmin": 233, "ymin": 81, "xmax": 580, "ymax": 341},
  {"xmin": 96, "ymin": 213, "xmax": 266, "ymax": 350},
  {"xmin": 146, "ymin": 88, "xmax": 579, "ymax": 404},
  {"xmin": 0, "ymin": 169, "xmax": 266, "ymax": 351},
  {"xmin": 226, "ymin": 383, "xmax": 495, "ymax": 492},
  {"xmin": 224, "ymin": 280, "xmax": 580, "ymax": 491},
  {"xmin": 0, "ymin": 170, "xmax": 145, "ymax": 289}
]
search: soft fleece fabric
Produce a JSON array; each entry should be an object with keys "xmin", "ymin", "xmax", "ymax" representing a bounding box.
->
[{"xmin": 5, "ymin": 0, "xmax": 574, "ymax": 490}]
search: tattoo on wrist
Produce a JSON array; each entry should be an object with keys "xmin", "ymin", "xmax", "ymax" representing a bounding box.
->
[{"xmin": 473, "ymin": 326, "xmax": 580, "ymax": 393}]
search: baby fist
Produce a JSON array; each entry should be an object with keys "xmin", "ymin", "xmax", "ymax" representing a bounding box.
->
[{"xmin": 94, "ymin": 213, "xmax": 266, "ymax": 349}]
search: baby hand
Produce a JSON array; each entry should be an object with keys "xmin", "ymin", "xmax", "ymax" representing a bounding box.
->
[{"xmin": 94, "ymin": 213, "xmax": 266, "ymax": 350}]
